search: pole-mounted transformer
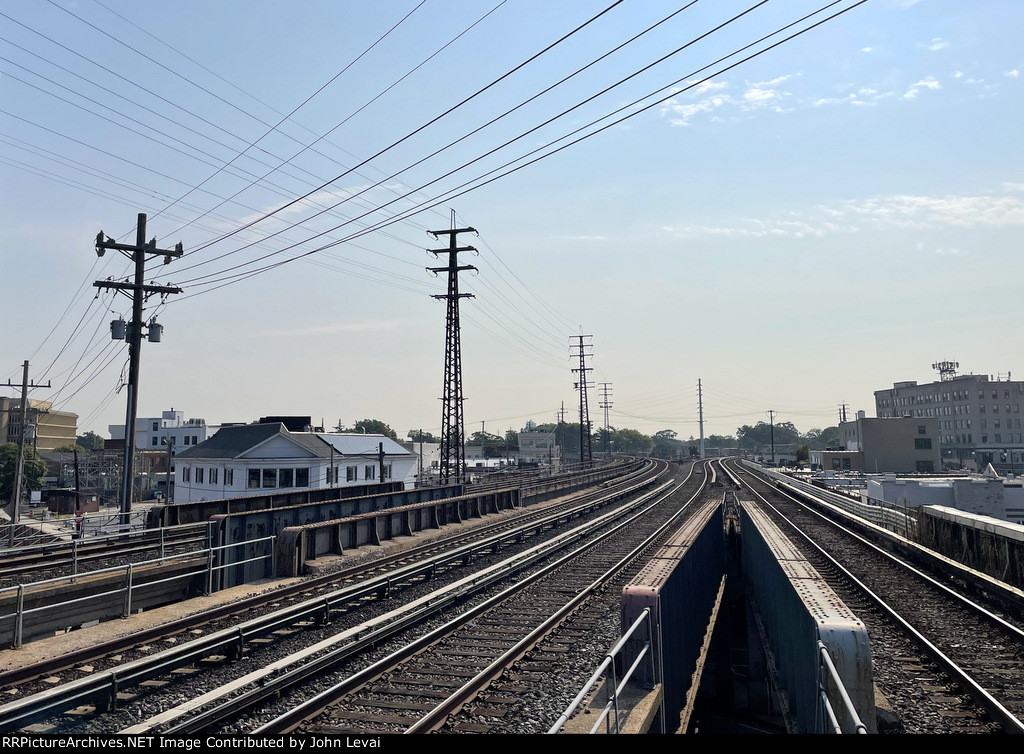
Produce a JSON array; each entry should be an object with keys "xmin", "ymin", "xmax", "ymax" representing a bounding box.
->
[{"xmin": 94, "ymin": 213, "xmax": 183, "ymax": 521}]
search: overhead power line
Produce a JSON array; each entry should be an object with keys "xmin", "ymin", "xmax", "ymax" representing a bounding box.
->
[{"xmin": 162, "ymin": 0, "xmax": 866, "ymax": 300}]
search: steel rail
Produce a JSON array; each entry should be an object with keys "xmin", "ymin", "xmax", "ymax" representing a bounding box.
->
[
  {"xmin": 736, "ymin": 461, "xmax": 1024, "ymax": 735},
  {"xmin": 735, "ymin": 462, "xmax": 1024, "ymax": 641},
  {"xmin": 0, "ymin": 524, "xmax": 211, "ymax": 579},
  {"xmin": 145, "ymin": 468, "xmax": 682, "ymax": 734},
  {"xmin": 406, "ymin": 464, "xmax": 714, "ymax": 733},
  {"xmin": 250, "ymin": 462, "xmax": 704, "ymax": 735},
  {"xmin": 0, "ymin": 461, "xmax": 661, "ymax": 733},
  {"xmin": 0, "ymin": 460, "xmax": 654, "ymax": 692}
]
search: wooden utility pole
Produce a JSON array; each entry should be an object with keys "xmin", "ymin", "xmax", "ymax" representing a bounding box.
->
[
  {"xmin": 4, "ymin": 361, "xmax": 50, "ymax": 546},
  {"xmin": 417, "ymin": 429, "xmax": 424, "ymax": 486},
  {"xmin": 74, "ymin": 447, "xmax": 82, "ymax": 514},
  {"xmin": 94, "ymin": 213, "xmax": 182, "ymax": 522}
]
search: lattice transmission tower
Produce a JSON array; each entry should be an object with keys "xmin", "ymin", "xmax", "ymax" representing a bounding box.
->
[
  {"xmin": 571, "ymin": 335, "xmax": 594, "ymax": 468},
  {"xmin": 428, "ymin": 223, "xmax": 477, "ymax": 485},
  {"xmin": 598, "ymin": 382, "xmax": 613, "ymax": 457}
]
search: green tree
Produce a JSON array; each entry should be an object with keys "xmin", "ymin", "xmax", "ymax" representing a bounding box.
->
[
  {"xmin": 795, "ymin": 445, "xmax": 810, "ymax": 463},
  {"xmin": 799, "ymin": 427, "xmax": 840, "ymax": 450},
  {"xmin": 818, "ymin": 426, "xmax": 841, "ymax": 449},
  {"xmin": 736, "ymin": 421, "xmax": 799, "ymax": 451},
  {"xmin": 592, "ymin": 426, "xmax": 614, "ymax": 454},
  {"xmin": 469, "ymin": 431, "xmax": 503, "ymax": 445},
  {"xmin": 407, "ymin": 430, "xmax": 439, "ymax": 443},
  {"xmin": 504, "ymin": 429, "xmax": 519, "ymax": 451},
  {"xmin": 76, "ymin": 431, "xmax": 105, "ymax": 450},
  {"xmin": 0, "ymin": 443, "xmax": 47, "ymax": 501},
  {"xmin": 469, "ymin": 431, "xmax": 505, "ymax": 458},
  {"xmin": 651, "ymin": 429, "xmax": 685, "ymax": 459},
  {"xmin": 704, "ymin": 434, "xmax": 736, "ymax": 451},
  {"xmin": 612, "ymin": 428, "xmax": 653, "ymax": 455},
  {"xmin": 532, "ymin": 422, "xmax": 582, "ymax": 453},
  {"xmin": 354, "ymin": 419, "xmax": 397, "ymax": 440},
  {"xmin": 54, "ymin": 444, "xmax": 86, "ymax": 453}
]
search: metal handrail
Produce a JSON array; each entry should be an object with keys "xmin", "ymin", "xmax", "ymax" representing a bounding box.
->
[
  {"xmin": 0, "ymin": 535, "xmax": 264, "ymax": 596},
  {"xmin": 751, "ymin": 463, "xmax": 918, "ymax": 539},
  {"xmin": 0, "ymin": 519, "xmax": 211, "ymax": 558},
  {"xmin": 1, "ymin": 536, "xmax": 276, "ymax": 648},
  {"xmin": 548, "ymin": 607, "xmax": 655, "ymax": 734},
  {"xmin": 816, "ymin": 640, "xmax": 867, "ymax": 734},
  {"xmin": 0, "ymin": 509, "xmax": 149, "ymax": 548}
]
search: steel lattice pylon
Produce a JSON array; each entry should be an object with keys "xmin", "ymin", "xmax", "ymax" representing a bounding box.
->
[
  {"xmin": 572, "ymin": 335, "xmax": 594, "ymax": 468},
  {"xmin": 599, "ymin": 382, "xmax": 613, "ymax": 457},
  {"xmin": 428, "ymin": 226, "xmax": 477, "ymax": 485}
]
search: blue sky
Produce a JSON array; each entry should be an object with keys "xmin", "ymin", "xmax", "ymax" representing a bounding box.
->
[{"xmin": 1, "ymin": 0, "xmax": 1021, "ymax": 441}]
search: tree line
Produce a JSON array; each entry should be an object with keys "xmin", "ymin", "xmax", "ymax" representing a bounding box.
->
[{"xmin": 3, "ymin": 419, "xmax": 840, "ymax": 499}]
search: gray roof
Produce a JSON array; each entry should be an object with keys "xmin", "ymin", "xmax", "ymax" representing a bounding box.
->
[
  {"xmin": 310, "ymin": 433, "xmax": 412, "ymax": 457},
  {"xmin": 176, "ymin": 423, "xmax": 333, "ymax": 459}
]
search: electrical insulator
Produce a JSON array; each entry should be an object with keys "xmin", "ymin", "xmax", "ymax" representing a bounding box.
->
[
  {"xmin": 148, "ymin": 319, "xmax": 163, "ymax": 343},
  {"xmin": 110, "ymin": 318, "xmax": 127, "ymax": 340}
]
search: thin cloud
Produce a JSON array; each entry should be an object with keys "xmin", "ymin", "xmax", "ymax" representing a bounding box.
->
[
  {"xmin": 662, "ymin": 188, "xmax": 1024, "ymax": 240},
  {"xmin": 831, "ymin": 192, "xmax": 1024, "ymax": 229},
  {"xmin": 661, "ymin": 74, "xmax": 795, "ymax": 125},
  {"xmin": 903, "ymin": 76, "xmax": 941, "ymax": 99}
]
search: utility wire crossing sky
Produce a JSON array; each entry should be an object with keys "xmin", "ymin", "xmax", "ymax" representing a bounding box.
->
[{"xmin": 1, "ymin": 0, "xmax": 1021, "ymax": 441}]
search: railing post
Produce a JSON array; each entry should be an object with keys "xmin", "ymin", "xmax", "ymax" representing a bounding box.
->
[
  {"xmin": 816, "ymin": 651, "xmax": 826, "ymax": 733},
  {"xmin": 14, "ymin": 585, "xmax": 25, "ymax": 649},
  {"xmin": 647, "ymin": 608, "xmax": 664, "ymax": 734},
  {"xmin": 609, "ymin": 658, "xmax": 620, "ymax": 733},
  {"xmin": 205, "ymin": 548, "xmax": 214, "ymax": 596},
  {"xmin": 270, "ymin": 537, "xmax": 276, "ymax": 579},
  {"xmin": 72, "ymin": 539, "xmax": 78, "ymax": 577},
  {"xmin": 123, "ymin": 564, "xmax": 134, "ymax": 618},
  {"xmin": 159, "ymin": 527, "xmax": 165, "ymax": 560},
  {"xmin": 109, "ymin": 673, "xmax": 119, "ymax": 711}
]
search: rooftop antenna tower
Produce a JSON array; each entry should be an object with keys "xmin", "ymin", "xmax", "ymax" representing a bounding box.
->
[{"xmin": 932, "ymin": 360, "xmax": 959, "ymax": 382}]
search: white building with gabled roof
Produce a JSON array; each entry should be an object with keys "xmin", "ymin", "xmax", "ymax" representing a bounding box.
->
[{"xmin": 172, "ymin": 423, "xmax": 415, "ymax": 502}]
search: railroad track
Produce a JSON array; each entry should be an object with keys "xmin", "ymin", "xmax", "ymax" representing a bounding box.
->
[
  {"xmin": 125, "ymin": 459, "xmax": 716, "ymax": 735},
  {"xmin": 731, "ymin": 459, "xmax": 1024, "ymax": 734},
  {"xmin": 0, "ymin": 461, "xmax": 655, "ymax": 656},
  {"xmin": 0, "ymin": 524, "xmax": 211, "ymax": 586},
  {"xmin": 0, "ymin": 459, "xmax": 667, "ymax": 733}
]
